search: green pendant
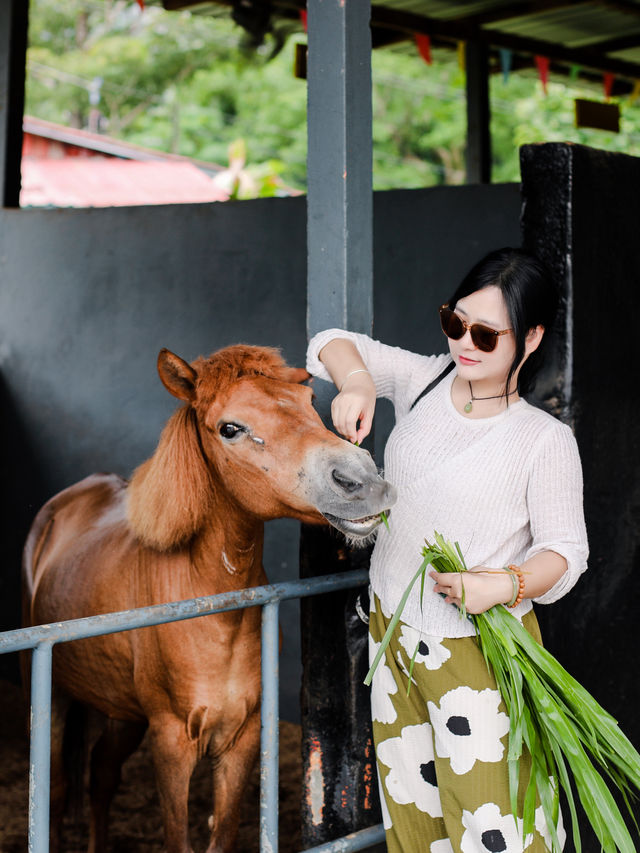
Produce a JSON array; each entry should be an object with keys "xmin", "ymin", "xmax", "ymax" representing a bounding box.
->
[{"xmin": 464, "ymin": 401, "xmax": 473, "ymax": 413}]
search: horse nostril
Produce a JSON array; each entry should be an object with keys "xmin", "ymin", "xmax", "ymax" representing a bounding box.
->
[{"xmin": 332, "ymin": 469, "xmax": 362, "ymax": 494}]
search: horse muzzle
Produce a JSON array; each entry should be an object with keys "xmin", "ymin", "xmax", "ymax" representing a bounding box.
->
[{"xmin": 309, "ymin": 447, "xmax": 397, "ymax": 542}]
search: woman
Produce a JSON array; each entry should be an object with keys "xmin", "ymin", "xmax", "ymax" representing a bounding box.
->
[{"xmin": 306, "ymin": 248, "xmax": 588, "ymax": 853}]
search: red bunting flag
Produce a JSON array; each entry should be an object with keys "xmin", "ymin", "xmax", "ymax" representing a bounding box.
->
[
  {"xmin": 415, "ymin": 33, "xmax": 432, "ymax": 65},
  {"xmin": 299, "ymin": 9, "xmax": 307, "ymax": 32},
  {"xmin": 535, "ymin": 55, "xmax": 550, "ymax": 95},
  {"xmin": 603, "ymin": 72, "xmax": 615, "ymax": 100}
]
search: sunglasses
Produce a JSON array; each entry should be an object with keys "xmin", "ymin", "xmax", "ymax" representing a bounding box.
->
[{"xmin": 439, "ymin": 304, "xmax": 512, "ymax": 353}]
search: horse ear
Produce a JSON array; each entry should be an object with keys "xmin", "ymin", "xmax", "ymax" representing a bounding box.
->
[
  {"xmin": 158, "ymin": 349, "xmax": 197, "ymax": 402},
  {"xmin": 279, "ymin": 367, "xmax": 311, "ymax": 385}
]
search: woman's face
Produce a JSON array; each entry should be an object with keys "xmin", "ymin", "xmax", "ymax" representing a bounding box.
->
[{"xmin": 447, "ymin": 285, "xmax": 517, "ymax": 386}]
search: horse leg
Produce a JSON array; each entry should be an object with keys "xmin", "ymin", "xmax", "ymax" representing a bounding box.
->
[
  {"xmin": 48, "ymin": 689, "xmax": 72, "ymax": 853},
  {"xmin": 87, "ymin": 717, "xmax": 147, "ymax": 853},
  {"xmin": 147, "ymin": 715, "xmax": 199, "ymax": 853},
  {"xmin": 206, "ymin": 710, "xmax": 261, "ymax": 853}
]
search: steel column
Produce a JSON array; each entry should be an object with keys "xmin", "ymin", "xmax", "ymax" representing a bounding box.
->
[
  {"xmin": 465, "ymin": 40, "xmax": 491, "ymax": 185},
  {"xmin": 306, "ymin": 0, "xmax": 373, "ymax": 338},
  {"xmin": 28, "ymin": 641, "xmax": 53, "ymax": 853},
  {"xmin": 303, "ymin": 1, "xmax": 378, "ymax": 847},
  {"xmin": 260, "ymin": 600, "xmax": 280, "ymax": 853}
]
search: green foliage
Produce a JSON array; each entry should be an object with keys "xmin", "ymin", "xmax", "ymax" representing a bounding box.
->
[
  {"xmin": 366, "ymin": 532, "xmax": 640, "ymax": 853},
  {"xmin": 25, "ymin": 0, "xmax": 640, "ymax": 198},
  {"xmin": 490, "ymin": 73, "xmax": 640, "ymax": 182}
]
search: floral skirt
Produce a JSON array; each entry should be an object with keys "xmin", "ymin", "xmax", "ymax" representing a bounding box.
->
[{"xmin": 368, "ymin": 592, "xmax": 565, "ymax": 853}]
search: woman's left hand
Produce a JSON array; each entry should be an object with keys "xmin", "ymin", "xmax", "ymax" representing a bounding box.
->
[{"xmin": 429, "ymin": 567, "xmax": 514, "ymax": 614}]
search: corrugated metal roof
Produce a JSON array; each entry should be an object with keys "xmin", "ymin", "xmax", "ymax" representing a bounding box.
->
[
  {"xmin": 483, "ymin": 3, "xmax": 640, "ymax": 47},
  {"xmin": 367, "ymin": 0, "xmax": 640, "ymax": 82},
  {"xmin": 166, "ymin": 0, "xmax": 640, "ymax": 86}
]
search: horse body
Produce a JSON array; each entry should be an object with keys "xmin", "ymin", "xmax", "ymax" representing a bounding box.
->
[{"xmin": 22, "ymin": 345, "xmax": 395, "ymax": 853}]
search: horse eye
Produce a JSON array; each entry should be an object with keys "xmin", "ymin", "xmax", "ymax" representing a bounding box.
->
[{"xmin": 219, "ymin": 423, "xmax": 244, "ymax": 440}]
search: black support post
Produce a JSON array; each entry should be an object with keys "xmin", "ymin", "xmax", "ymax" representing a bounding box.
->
[
  {"xmin": 465, "ymin": 40, "xmax": 491, "ymax": 185},
  {"xmin": 0, "ymin": 0, "xmax": 28, "ymax": 208},
  {"xmin": 302, "ymin": 0, "xmax": 379, "ymax": 847},
  {"xmin": 520, "ymin": 142, "xmax": 640, "ymax": 851}
]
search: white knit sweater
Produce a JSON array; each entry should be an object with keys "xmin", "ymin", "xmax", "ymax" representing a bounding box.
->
[{"xmin": 307, "ymin": 329, "xmax": 589, "ymax": 638}]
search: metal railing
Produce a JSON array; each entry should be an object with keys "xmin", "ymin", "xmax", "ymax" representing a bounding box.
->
[{"xmin": 0, "ymin": 569, "xmax": 384, "ymax": 853}]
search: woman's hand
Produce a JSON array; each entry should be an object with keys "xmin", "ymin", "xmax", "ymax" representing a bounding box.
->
[
  {"xmin": 331, "ymin": 372, "xmax": 377, "ymax": 444},
  {"xmin": 429, "ymin": 567, "xmax": 514, "ymax": 615},
  {"xmin": 316, "ymin": 338, "xmax": 377, "ymax": 444}
]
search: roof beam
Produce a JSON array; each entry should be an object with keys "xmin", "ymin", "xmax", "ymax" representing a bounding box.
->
[
  {"xmin": 595, "ymin": 0, "xmax": 640, "ymax": 17},
  {"xmin": 581, "ymin": 31, "xmax": 640, "ymax": 52},
  {"xmin": 447, "ymin": 0, "xmax": 587, "ymax": 29}
]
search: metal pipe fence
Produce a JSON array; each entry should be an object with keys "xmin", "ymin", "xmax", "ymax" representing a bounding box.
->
[{"xmin": 0, "ymin": 569, "xmax": 384, "ymax": 853}]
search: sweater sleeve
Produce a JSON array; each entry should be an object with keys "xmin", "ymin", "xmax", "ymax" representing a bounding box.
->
[
  {"xmin": 525, "ymin": 422, "xmax": 589, "ymax": 604},
  {"xmin": 306, "ymin": 328, "xmax": 451, "ymax": 416}
]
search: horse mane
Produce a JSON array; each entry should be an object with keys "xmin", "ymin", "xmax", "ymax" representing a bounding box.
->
[
  {"xmin": 127, "ymin": 345, "xmax": 295, "ymax": 551},
  {"xmin": 191, "ymin": 344, "xmax": 297, "ymax": 415}
]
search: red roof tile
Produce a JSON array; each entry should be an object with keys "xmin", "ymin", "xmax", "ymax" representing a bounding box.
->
[{"xmin": 21, "ymin": 158, "xmax": 229, "ymax": 207}]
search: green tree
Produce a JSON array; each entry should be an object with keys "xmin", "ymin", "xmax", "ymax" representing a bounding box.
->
[{"xmin": 25, "ymin": 0, "xmax": 640, "ymax": 196}]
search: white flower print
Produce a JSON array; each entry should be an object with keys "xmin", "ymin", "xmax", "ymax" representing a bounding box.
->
[
  {"xmin": 534, "ymin": 801, "xmax": 566, "ymax": 851},
  {"xmin": 376, "ymin": 775, "xmax": 393, "ymax": 830},
  {"xmin": 427, "ymin": 686, "xmax": 509, "ymax": 775},
  {"xmin": 398, "ymin": 624, "xmax": 452, "ymax": 671},
  {"xmin": 376, "ymin": 723, "xmax": 443, "ymax": 818},
  {"xmin": 368, "ymin": 637, "xmax": 398, "ymax": 724},
  {"xmin": 461, "ymin": 802, "xmax": 530, "ymax": 853},
  {"xmin": 431, "ymin": 839, "xmax": 454, "ymax": 853}
]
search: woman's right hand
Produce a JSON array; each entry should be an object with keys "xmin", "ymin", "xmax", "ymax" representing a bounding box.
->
[{"xmin": 331, "ymin": 372, "xmax": 377, "ymax": 444}]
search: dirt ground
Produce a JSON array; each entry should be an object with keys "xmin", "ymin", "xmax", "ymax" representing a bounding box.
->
[{"xmin": 0, "ymin": 680, "xmax": 302, "ymax": 852}]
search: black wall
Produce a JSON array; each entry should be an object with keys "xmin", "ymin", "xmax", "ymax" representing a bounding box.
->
[
  {"xmin": 0, "ymin": 197, "xmax": 309, "ymax": 717},
  {"xmin": 0, "ymin": 184, "xmax": 521, "ymax": 721},
  {"xmin": 521, "ymin": 142, "xmax": 640, "ymax": 850}
]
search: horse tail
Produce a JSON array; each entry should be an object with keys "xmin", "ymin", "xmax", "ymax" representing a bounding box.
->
[
  {"xmin": 21, "ymin": 505, "xmax": 55, "ymax": 618},
  {"xmin": 20, "ymin": 506, "xmax": 56, "ymax": 707},
  {"xmin": 127, "ymin": 405, "xmax": 215, "ymax": 551}
]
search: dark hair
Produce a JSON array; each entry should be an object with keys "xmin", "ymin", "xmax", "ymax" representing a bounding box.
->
[{"xmin": 448, "ymin": 247, "xmax": 558, "ymax": 397}]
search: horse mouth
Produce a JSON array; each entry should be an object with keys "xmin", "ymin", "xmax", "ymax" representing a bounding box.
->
[{"xmin": 323, "ymin": 511, "xmax": 389, "ymax": 539}]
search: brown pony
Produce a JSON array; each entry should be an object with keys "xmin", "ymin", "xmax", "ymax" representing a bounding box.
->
[{"xmin": 22, "ymin": 344, "xmax": 395, "ymax": 853}]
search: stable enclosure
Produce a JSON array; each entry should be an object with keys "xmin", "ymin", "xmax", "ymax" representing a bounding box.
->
[
  {"xmin": 2, "ymin": 143, "xmax": 640, "ymax": 852},
  {"xmin": 0, "ymin": 181, "xmax": 520, "ymax": 719},
  {"xmin": 2, "ymin": 1, "xmax": 640, "ymax": 849}
]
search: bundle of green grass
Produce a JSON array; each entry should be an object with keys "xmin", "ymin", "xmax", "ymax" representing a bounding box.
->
[{"xmin": 365, "ymin": 532, "xmax": 640, "ymax": 852}]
